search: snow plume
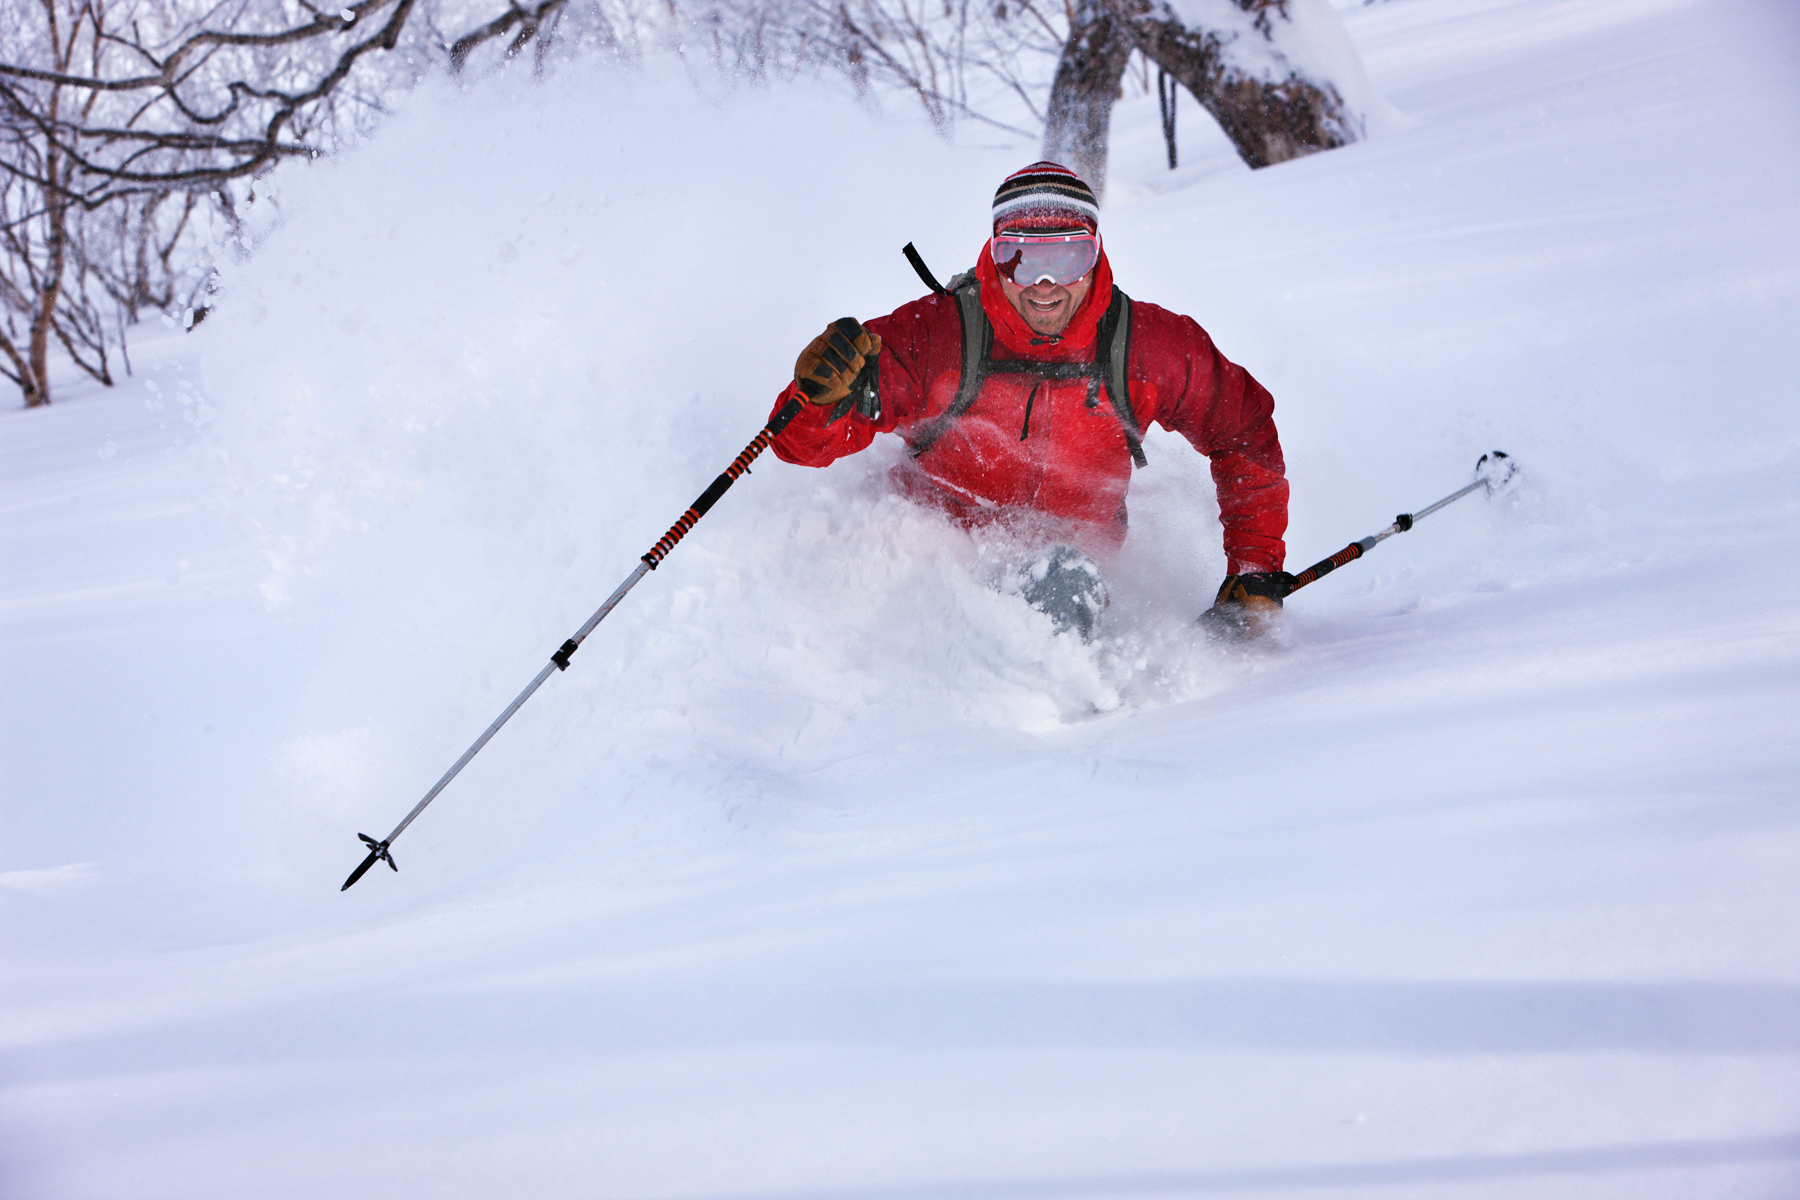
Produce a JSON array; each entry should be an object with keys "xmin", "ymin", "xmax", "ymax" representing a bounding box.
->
[{"xmin": 197, "ymin": 52, "xmax": 1237, "ymax": 858}]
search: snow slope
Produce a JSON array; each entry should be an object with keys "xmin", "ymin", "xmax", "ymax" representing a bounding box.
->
[{"xmin": 4, "ymin": 1, "xmax": 1799, "ymax": 1196}]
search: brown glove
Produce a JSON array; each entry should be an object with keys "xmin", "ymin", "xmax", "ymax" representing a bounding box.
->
[
  {"xmin": 1200, "ymin": 571, "xmax": 1295, "ymax": 640},
  {"xmin": 795, "ymin": 318, "xmax": 882, "ymax": 411}
]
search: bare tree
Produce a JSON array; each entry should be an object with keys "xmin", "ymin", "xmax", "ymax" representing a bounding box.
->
[
  {"xmin": 0, "ymin": 0, "xmax": 431, "ymax": 206},
  {"xmin": 0, "ymin": 0, "xmax": 115, "ymax": 405},
  {"xmin": 1044, "ymin": 0, "xmax": 1376, "ymax": 195},
  {"xmin": 0, "ymin": 0, "xmax": 700, "ymax": 407},
  {"xmin": 0, "ymin": 0, "xmax": 651, "ymax": 408},
  {"xmin": 684, "ymin": 0, "xmax": 1066, "ymax": 138},
  {"xmin": 0, "ymin": 173, "xmax": 139, "ymax": 402},
  {"xmin": 2, "ymin": 145, "xmax": 222, "ymax": 404},
  {"xmin": 447, "ymin": 0, "xmax": 663, "ymax": 76},
  {"xmin": 0, "ymin": 0, "xmax": 442, "ymax": 405}
]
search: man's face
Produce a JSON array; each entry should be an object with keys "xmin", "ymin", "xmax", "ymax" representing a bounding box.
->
[{"xmin": 998, "ymin": 266, "xmax": 1093, "ymax": 337}]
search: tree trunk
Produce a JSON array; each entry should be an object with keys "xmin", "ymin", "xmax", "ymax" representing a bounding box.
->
[
  {"xmin": 26, "ymin": 97, "xmax": 68, "ymax": 408},
  {"xmin": 28, "ymin": 188, "xmax": 70, "ymax": 408},
  {"xmin": 1041, "ymin": 0, "xmax": 1138, "ymax": 200},
  {"xmin": 1043, "ymin": 0, "xmax": 1370, "ymax": 190},
  {"xmin": 0, "ymin": 334, "xmax": 42, "ymax": 408}
]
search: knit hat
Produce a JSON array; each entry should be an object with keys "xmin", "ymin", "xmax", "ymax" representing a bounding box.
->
[{"xmin": 992, "ymin": 161, "xmax": 1099, "ymax": 234}]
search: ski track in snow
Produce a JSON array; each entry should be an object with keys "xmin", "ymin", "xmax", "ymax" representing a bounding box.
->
[{"xmin": 3, "ymin": 2, "xmax": 1800, "ymax": 1197}]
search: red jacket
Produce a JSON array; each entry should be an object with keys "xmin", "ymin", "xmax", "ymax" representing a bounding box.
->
[{"xmin": 770, "ymin": 248, "xmax": 1287, "ymax": 573}]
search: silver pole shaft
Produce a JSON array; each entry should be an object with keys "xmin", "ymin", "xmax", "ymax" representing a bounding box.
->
[
  {"xmin": 1288, "ymin": 453, "xmax": 1510, "ymax": 597},
  {"xmin": 1411, "ymin": 478, "xmax": 1485, "ymax": 523},
  {"xmin": 384, "ymin": 661, "xmax": 558, "ymax": 843},
  {"xmin": 1364, "ymin": 479, "xmax": 1486, "ymax": 548},
  {"xmin": 381, "ymin": 559, "xmax": 654, "ymax": 846}
]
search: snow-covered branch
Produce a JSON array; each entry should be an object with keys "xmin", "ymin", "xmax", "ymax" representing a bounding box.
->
[{"xmin": 1045, "ymin": 0, "xmax": 1386, "ymax": 193}]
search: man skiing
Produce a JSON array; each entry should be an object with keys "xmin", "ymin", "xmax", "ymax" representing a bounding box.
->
[{"xmin": 770, "ymin": 161, "xmax": 1291, "ymax": 640}]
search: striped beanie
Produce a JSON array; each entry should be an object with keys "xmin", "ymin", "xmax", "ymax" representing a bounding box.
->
[{"xmin": 992, "ymin": 161, "xmax": 1099, "ymax": 234}]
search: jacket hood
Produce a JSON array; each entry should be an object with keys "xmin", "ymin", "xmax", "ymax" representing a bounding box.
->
[{"xmin": 974, "ymin": 241, "xmax": 1114, "ymax": 360}]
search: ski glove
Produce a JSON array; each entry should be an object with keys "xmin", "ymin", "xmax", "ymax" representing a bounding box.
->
[
  {"xmin": 1201, "ymin": 571, "xmax": 1295, "ymax": 640},
  {"xmin": 796, "ymin": 317, "xmax": 882, "ymax": 424}
]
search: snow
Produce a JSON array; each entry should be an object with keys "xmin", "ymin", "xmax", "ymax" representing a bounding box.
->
[{"xmin": 4, "ymin": 1, "xmax": 1800, "ymax": 1197}]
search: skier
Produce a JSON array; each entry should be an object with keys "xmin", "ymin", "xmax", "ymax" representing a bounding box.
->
[{"xmin": 770, "ymin": 161, "xmax": 1291, "ymax": 640}]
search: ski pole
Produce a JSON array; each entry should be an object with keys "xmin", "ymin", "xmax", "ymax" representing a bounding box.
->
[
  {"xmin": 341, "ymin": 394, "xmax": 808, "ymax": 892},
  {"xmin": 1288, "ymin": 450, "xmax": 1515, "ymax": 594}
]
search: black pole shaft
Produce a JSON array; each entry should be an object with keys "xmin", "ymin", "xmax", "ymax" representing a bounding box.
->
[{"xmin": 342, "ymin": 396, "xmax": 808, "ymax": 891}]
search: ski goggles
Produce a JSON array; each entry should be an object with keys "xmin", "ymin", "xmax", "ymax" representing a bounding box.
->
[{"xmin": 990, "ymin": 230, "xmax": 1101, "ymax": 287}]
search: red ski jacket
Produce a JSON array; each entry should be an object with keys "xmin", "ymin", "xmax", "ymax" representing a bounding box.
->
[{"xmin": 770, "ymin": 249, "xmax": 1287, "ymax": 573}]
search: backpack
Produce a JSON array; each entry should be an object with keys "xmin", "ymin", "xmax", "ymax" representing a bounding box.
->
[{"xmin": 900, "ymin": 243, "xmax": 1147, "ymax": 468}]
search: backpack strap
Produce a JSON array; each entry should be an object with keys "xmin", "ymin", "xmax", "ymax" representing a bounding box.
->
[
  {"xmin": 902, "ymin": 266, "xmax": 1146, "ymax": 469},
  {"xmin": 906, "ymin": 275, "xmax": 988, "ymax": 460},
  {"xmin": 1097, "ymin": 288, "xmax": 1147, "ymax": 468},
  {"xmin": 902, "ymin": 242, "xmax": 949, "ymax": 296}
]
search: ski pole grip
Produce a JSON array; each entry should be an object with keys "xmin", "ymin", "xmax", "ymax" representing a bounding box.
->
[
  {"xmin": 642, "ymin": 397, "xmax": 806, "ymax": 568},
  {"xmin": 1289, "ymin": 540, "xmax": 1367, "ymax": 592}
]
